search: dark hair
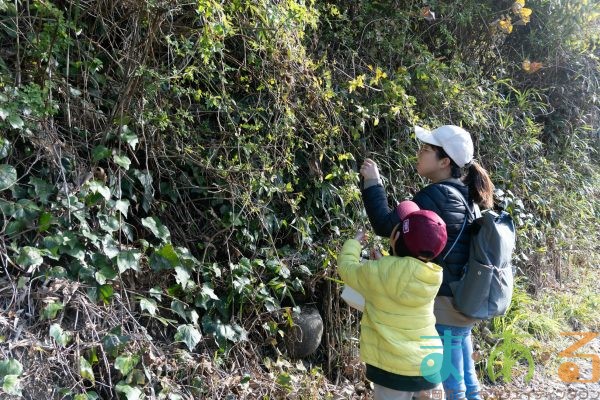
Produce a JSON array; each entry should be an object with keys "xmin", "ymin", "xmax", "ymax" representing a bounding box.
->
[
  {"xmin": 433, "ymin": 146, "xmax": 495, "ymax": 209},
  {"xmin": 393, "ymin": 235, "xmax": 410, "ymax": 258}
]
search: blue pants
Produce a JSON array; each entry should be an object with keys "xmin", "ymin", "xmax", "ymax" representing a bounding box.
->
[{"xmin": 435, "ymin": 324, "xmax": 482, "ymax": 400}]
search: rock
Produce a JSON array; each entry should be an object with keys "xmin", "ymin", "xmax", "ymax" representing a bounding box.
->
[
  {"xmin": 355, "ymin": 383, "xmax": 366, "ymax": 394},
  {"xmin": 568, "ymin": 316, "xmax": 583, "ymax": 331},
  {"xmin": 284, "ymin": 306, "xmax": 323, "ymax": 358}
]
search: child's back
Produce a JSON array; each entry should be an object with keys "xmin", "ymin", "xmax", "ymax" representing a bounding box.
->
[{"xmin": 337, "ymin": 201, "xmax": 447, "ymax": 398}]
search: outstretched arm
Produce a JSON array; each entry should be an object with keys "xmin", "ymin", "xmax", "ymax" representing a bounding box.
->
[
  {"xmin": 361, "ymin": 184, "xmax": 400, "ymax": 237},
  {"xmin": 359, "ymin": 158, "xmax": 401, "ymax": 237},
  {"xmin": 337, "ymin": 234, "xmax": 380, "ymax": 295}
]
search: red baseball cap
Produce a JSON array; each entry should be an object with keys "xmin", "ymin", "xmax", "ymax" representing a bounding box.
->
[{"xmin": 395, "ymin": 201, "xmax": 447, "ymax": 260}]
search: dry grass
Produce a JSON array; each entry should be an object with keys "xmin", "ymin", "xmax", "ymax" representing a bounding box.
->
[{"xmin": 0, "ymin": 272, "xmax": 372, "ymax": 399}]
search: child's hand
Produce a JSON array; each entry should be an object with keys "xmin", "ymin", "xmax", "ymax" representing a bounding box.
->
[
  {"xmin": 354, "ymin": 230, "xmax": 367, "ymax": 244},
  {"xmin": 370, "ymin": 247, "xmax": 383, "ymax": 260},
  {"xmin": 360, "ymin": 159, "xmax": 380, "ymax": 181}
]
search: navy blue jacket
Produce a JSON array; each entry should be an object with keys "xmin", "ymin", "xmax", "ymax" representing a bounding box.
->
[{"xmin": 361, "ymin": 181, "xmax": 475, "ymax": 297}]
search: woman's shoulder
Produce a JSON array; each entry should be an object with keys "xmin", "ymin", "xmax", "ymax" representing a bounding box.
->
[
  {"xmin": 413, "ymin": 182, "xmax": 456, "ymax": 208},
  {"xmin": 419, "ymin": 181, "xmax": 468, "ymax": 202}
]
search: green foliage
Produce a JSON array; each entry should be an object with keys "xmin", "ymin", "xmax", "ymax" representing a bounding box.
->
[
  {"xmin": 50, "ymin": 323, "xmax": 72, "ymax": 347},
  {"xmin": 175, "ymin": 325, "xmax": 203, "ymax": 351},
  {"xmin": 79, "ymin": 356, "xmax": 95, "ymax": 385},
  {"xmin": 0, "ymin": 164, "xmax": 16, "ymax": 190},
  {"xmin": 42, "ymin": 301, "xmax": 64, "ymax": 320},
  {"xmin": 114, "ymin": 355, "xmax": 140, "ymax": 377},
  {"xmin": 0, "ymin": 359, "xmax": 23, "ymax": 396},
  {"xmin": 0, "ymin": 0, "xmax": 598, "ymax": 397},
  {"xmin": 115, "ymin": 383, "xmax": 143, "ymax": 400}
]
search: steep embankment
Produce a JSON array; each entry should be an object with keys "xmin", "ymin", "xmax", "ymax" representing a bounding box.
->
[{"xmin": 0, "ymin": 1, "xmax": 598, "ymax": 398}]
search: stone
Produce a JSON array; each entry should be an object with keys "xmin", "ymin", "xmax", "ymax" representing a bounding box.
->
[{"xmin": 284, "ymin": 306, "xmax": 323, "ymax": 358}]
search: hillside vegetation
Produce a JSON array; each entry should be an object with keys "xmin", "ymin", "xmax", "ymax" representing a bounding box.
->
[{"xmin": 0, "ymin": 1, "xmax": 599, "ymax": 398}]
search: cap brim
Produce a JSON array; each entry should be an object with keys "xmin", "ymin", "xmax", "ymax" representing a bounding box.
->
[{"xmin": 415, "ymin": 126, "xmax": 442, "ymax": 146}]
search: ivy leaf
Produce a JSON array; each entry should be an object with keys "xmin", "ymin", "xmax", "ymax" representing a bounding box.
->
[
  {"xmin": 120, "ymin": 126, "xmax": 139, "ymax": 150},
  {"xmin": 92, "ymin": 145, "xmax": 111, "ymax": 162},
  {"xmin": 174, "ymin": 265, "xmax": 191, "ymax": 289},
  {"xmin": 38, "ymin": 212, "xmax": 53, "ymax": 232},
  {"xmin": 98, "ymin": 284, "xmax": 114, "ymax": 304},
  {"xmin": 0, "ymin": 108, "xmax": 8, "ymax": 120},
  {"xmin": 7, "ymin": 114, "xmax": 24, "ymax": 129},
  {"xmin": 30, "ymin": 177, "xmax": 55, "ymax": 204},
  {"xmin": 101, "ymin": 235, "xmax": 120, "ymax": 259},
  {"xmin": 74, "ymin": 392, "xmax": 100, "ymax": 400},
  {"xmin": 102, "ymin": 328, "xmax": 130, "ymax": 358},
  {"xmin": 0, "ymin": 358, "xmax": 23, "ymax": 378},
  {"xmin": 50, "ymin": 323, "xmax": 72, "ymax": 346},
  {"xmin": 113, "ymin": 152, "xmax": 131, "ymax": 170},
  {"xmin": 2, "ymin": 375, "xmax": 22, "ymax": 396},
  {"xmin": 202, "ymin": 317, "xmax": 248, "ymax": 344},
  {"xmin": 202, "ymin": 284, "xmax": 219, "ymax": 300},
  {"xmin": 348, "ymin": 74, "xmax": 365, "ymax": 93},
  {"xmin": 42, "ymin": 302, "xmax": 64, "ymax": 320},
  {"xmin": 297, "ymin": 265, "xmax": 312, "ymax": 276},
  {"xmin": 149, "ymin": 287, "xmax": 162, "ymax": 301},
  {"xmin": 16, "ymin": 246, "xmax": 43, "ymax": 271},
  {"xmin": 115, "ymin": 382, "xmax": 143, "ymax": 400},
  {"xmin": 117, "ymin": 250, "xmax": 141, "ymax": 273},
  {"xmin": 175, "ymin": 324, "xmax": 202, "ymax": 351},
  {"xmin": 115, "ymin": 354, "xmax": 139, "ymax": 376},
  {"xmin": 277, "ymin": 372, "xmax": 292, "ymax": 389},
  {"xmin": 0, "ymin": 137, "xmax": 11, "ymax": 159},
  {"xmin": 141, "ymin": 216, "xmax": 171, "ymax": 242},
  {"xmin": 113, "ymin": 199, "xmax": 130, "ymax": 217},
  {"xmin": 195, "ymin": 284, "xmax": 219, "ymax": 310},
  {"xmin": 170, "ymin": 299, "xmax": 188, "ymax": 321},
  {"xmin": 149, "ymin": 244, "xmax": 179, "ymax": 271},
  {"xmin": 0, "ymin": 164, "xmax": 17, "ymax": 191},
  {"xmin": 95, "ymin": 265, "xmax": 117, "ymax": 285},
  {"xmin": 79, "ymin": 356, "xmax": 95, "ymax": 385},
  {"xmin": 131, "ymin": 169, "xmax": 154, "ymax": 213},
  {"xmin": 139, "ymin": 297, "xmax": 157, "ymax": 316},
  {"xmin": 87, "ymin": 180, "xmax": 111, "ymax": 201}
]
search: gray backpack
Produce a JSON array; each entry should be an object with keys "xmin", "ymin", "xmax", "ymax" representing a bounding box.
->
[{"xmin": 443, "ymin": 186, "xmax": 516, "ymax": 320}]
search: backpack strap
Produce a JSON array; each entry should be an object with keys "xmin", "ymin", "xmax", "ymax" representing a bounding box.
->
[{"xmin": 439, "ymin": 184, "xmax": 479, "ymax": 261}]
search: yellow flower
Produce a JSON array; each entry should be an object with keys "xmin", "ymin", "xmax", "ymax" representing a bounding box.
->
[
  {"xmin": 370, "ymin": 67, "xmax": 388, "ymax": 86},
  {"xmin": 519, "ymin": 7, "xmax": 532, "ymax": 23},
  {"xmin": 498, "ymin": 18, "xmax": 513, "ymax": 34},
  {"xmin": 348, "ymin": 75, "xmax": 365, "ymax": 93},
  {"xmin": 522, "ymin": 59, "xmax": 543, "ymax": 73}
]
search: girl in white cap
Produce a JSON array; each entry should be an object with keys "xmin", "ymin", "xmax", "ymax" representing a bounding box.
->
[{"xmin": 359, "ymin": 125, "xmax": 494, "ymax": 400}]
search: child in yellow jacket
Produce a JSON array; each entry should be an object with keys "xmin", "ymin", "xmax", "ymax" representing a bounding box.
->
[{"xmin": 338, "ymin": 200, "xmax": 448, "ymax": 400}]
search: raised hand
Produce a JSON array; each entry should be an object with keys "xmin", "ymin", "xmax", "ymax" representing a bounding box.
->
[
  {"xmin": 360, "ymin": 158, "xmax": 380, "ymax": 181},
  {"xmin": 370, "ymin": 247, "xmax": 383, "ymax": 260},
  {"xmin": 354, "ymin": 229, "xmax": 367, "ymax": 245}
]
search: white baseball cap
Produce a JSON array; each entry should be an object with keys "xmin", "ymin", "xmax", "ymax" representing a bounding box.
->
[{"xmin": 414, "ymin": 125, "xmax": 474, "ymax": 168}]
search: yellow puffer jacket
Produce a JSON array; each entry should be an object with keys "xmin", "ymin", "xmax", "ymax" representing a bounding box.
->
[{"xmin": 337, "ymin": 239, "xmax": 443, "ymax": 377}]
